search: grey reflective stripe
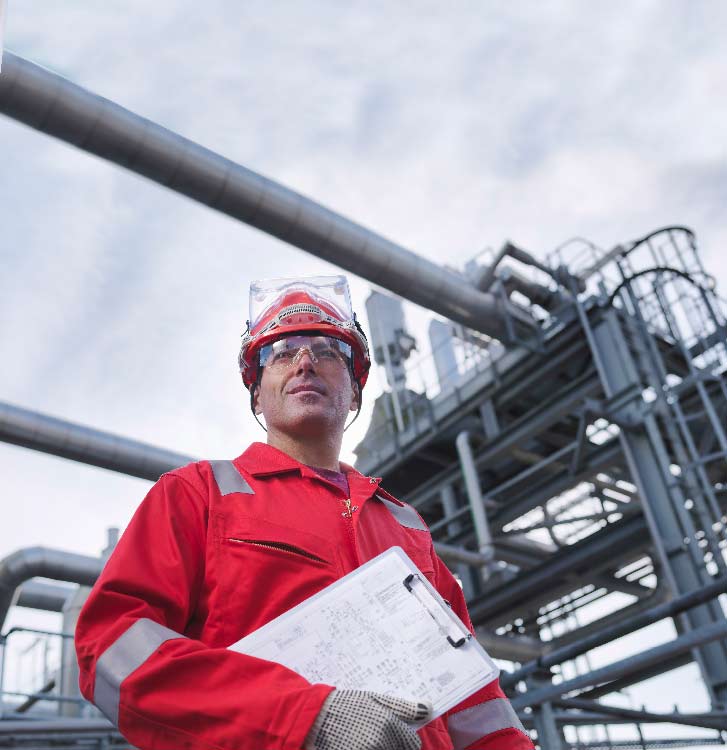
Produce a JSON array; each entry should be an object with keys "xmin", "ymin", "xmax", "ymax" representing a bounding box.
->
[
  {"xmin": 377, "ymin": 494, "xmax": 428, "ymax": 531},
  {"xmin": 209, "ymin": 460, "xmax": 254, "ymax": 495},
  {"xmin": 448, "ymin": 698, "xmax": 528, "ymax": 749},
  {"xmin": 94, "ymin": 618, "xmax": 185, "ymax": 726}
]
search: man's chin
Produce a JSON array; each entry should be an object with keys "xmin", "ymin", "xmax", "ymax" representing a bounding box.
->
[{"xmin": 279, "ymin": 406, "xmax": 341, "ymax": 436}]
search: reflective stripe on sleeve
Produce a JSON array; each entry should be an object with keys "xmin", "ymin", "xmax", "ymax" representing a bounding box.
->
[
  {"xmin": 209, "ymin": 460, "xmax": 254, "ymax": 495},
  {"xmin": 448, "ymin": 698, "xmax": 528, "ymax": 749},
  {"xmin": 94, "ymin": 618, "xmax": 186, "ymax": 726},
  {"xmin": 376, "ymin": 494, "xmax": 428, "ymax": 531}
]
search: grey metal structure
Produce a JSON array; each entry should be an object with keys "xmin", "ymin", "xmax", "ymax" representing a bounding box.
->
[
  {"xmin": 354, "ymin": 226, "xmax": 727, "ymax": 748},
  {"xmin": 1, "ymin": 53, "xmax": 726, "ymax": 750}
]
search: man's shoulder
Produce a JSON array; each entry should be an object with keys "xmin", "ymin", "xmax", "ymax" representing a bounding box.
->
[
  {"xmin": 160, "ymin": 457, "xmax": 242, "ymax": 493},
  {"xmin": 161, "ymin": 448, "xmax": 259, "ymax": 496}
]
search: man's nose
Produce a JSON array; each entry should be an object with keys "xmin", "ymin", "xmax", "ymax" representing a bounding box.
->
[{"xmin": 293, "ymin": 348, "xmax": 318, "ymax": 373}]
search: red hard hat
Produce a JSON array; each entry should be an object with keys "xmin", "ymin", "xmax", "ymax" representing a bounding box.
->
[{"xmin": 238, "ymin": 276, "xmax": 370, "ymax": 390}]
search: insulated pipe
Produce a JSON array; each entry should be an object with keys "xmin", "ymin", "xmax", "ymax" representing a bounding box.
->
[
  {"xmin": 455, "ymin": 431, "xmax": 495, "ymax": 571},
  {"xmin": 16, "ymin": 580, "xmax": 75, "ymax": 613},
  {"xmin": 475, "ymin": 629, "xmax": 544, "ymax": 662},
  {"xmin": 0, "ymin": 52, "xmax": 538, "ymax": 341},
  {"xmin": 0, "ymin": 400, "xmax": 195, "ymax": 480},
  {"xmin": 498, "ymin": 266, "xmax": 566, "ymax": 312},
  {"xmin": 433, "ymin": 541, "xmax": 491, "ymax": 567},
  {"xmin": 0, "ymin": 547, "xmax": 104, "ymax": 630}
]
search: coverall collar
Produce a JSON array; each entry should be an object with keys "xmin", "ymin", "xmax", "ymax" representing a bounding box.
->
[{"xmin": 234, "ymin": 442, "xmax": 402, "ymax": 505}]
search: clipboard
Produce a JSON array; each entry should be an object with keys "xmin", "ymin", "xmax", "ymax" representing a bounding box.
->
[{"xmin": 229, "ymin": 546, "xmax": 499, "ymax": 721}]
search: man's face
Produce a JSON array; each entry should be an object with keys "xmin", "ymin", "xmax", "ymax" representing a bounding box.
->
[{"xmin": 253, "ymin": 335, "xmax": 359, "ymax": 440}]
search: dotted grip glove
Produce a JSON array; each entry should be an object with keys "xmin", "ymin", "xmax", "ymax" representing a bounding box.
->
[{"xmin": 305, "ymin": 689, "xmax": 432, "ymax": 750}]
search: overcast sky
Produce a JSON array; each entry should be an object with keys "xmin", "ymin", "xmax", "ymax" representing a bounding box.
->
[{"xmin": 2, "ymin": 2, "xmax": 726, "ymax": 743}]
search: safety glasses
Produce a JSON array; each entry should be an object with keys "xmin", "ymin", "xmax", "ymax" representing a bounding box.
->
[{"xmin": 259, "ymin": 335, "xmax": 352, "ymax": 370}]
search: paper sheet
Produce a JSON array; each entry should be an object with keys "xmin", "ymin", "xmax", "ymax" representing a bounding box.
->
[{"xmin": 230, "ymin": 547, "xmax": 499, "ymax": 720}]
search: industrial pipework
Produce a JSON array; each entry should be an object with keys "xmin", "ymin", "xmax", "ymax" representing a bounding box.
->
[
  {"xmin": 0, "ymin": 547, "xmax": 104, "ymax": 629},
  {"xmin": 0, "ymin": 400, "xmax": 195, "ymax": 481},
  {"xmin": 0, "ymin": 52, "xmax": 539, "ymax": 343}
]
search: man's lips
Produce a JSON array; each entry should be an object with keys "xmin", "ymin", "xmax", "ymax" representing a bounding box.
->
[{"xmin": 286, "ymin": 383, "xmax": 326, "ymax": 395}]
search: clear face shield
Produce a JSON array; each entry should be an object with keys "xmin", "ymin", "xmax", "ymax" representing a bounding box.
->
[{"xmin": 248, "ymin": 275, "xmax": 354, "ymax": 335}]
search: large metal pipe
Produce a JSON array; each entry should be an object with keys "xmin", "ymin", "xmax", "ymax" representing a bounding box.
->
[
  {"xmin": 0, "ymin": 547, "xmax": 103, "ymax": 630},
  {"xmin": 475, "ymin": 629, "xmax": 544, "ymax": 662},
  {"xmin": 0, "ymin": 52, "xmax": 538, "ymax": 341},
  {"xmin": 455, "ymin": 431, "xmax": 495, "ymax": 569},
  {"xmin": 433, "ymin": 541, "xmax": 491, "ymax": 567},
  {"xmin": 0, "ymin": 400, "xmax": 195, "ymax": 480},
  {"xmin": 15, "ymin": 580, "xmax": 75, "ymax": 613}
]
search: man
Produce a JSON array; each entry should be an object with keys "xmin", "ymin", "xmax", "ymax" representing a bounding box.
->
[{"xmin": 75, "ymin": 275, "xmax": 533, "ymax": 750}]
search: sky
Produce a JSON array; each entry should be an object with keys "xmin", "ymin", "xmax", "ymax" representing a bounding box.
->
[{"xmin": 1, "ymin": 1, "xmax": 727, "ymax": 744}]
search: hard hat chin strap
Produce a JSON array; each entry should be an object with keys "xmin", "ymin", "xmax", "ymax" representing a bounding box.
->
[
  {"xmin": 343, "ymin": 378, "xmax": 363, "ymax": 433},
  {"xmin": 249, "ymin": 382, "xmax": 268, "ymax": 433}
]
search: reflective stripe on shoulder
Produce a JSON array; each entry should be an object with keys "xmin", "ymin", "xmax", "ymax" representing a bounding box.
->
[
  {"xmin": 209, "ymin": 460, "xmax": 254, "ymax": 495},
  {"xmin": 94, "ymin": 618, "xmax": 186, "ymax": 726},
  {"xmin": 376, "ymin": 494, "xmax": 427, "ymax": 531},
  {"xmin": 448, "ymin": 698, "xmax": 528, "ymax": 749}
]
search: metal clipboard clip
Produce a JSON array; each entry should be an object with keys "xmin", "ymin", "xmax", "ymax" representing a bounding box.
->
[{"xmin": 403, "ymin": 573, "xmax": 472, "ymax": 648}]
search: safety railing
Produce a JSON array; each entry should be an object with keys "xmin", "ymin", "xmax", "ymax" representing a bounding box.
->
[{"xmin": 0, "ymin": 626, "xmax": 86, "ymax": 719}]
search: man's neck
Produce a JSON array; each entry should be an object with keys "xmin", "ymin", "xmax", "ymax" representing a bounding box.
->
[{"xmin": 266, "ymin": 430, "xmax": 342, "ymax": 472}]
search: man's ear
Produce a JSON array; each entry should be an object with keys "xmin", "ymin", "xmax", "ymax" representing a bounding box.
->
[{"xmin": 252, "ymin": 384, "xmax": 262, "ymax": 415}]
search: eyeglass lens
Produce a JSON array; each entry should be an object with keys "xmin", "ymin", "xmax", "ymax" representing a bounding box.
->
[{"xmin": 260, "ymin": 336, "xmax": 351, "ymax": 368}]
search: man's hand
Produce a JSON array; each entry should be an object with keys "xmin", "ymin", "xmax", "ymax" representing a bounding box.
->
[{"xmin": 305, "ymin": 689, "xmax": 432, "ymax": 750}]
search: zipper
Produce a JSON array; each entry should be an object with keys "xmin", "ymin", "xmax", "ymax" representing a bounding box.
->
[
  {"xmin": 341, "ymin": 498, "xmax": 358, "ymax": 519},
  {"xmin": 340, "ymin": 498, "xmax": 359, "ymax": 566},
  {"xmin": 227, "ymin": 538, "xmax": 328, "ymax": 564}
]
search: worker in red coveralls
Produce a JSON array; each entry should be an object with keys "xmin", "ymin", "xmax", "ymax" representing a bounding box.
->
[{"xmin": 75, "ymin": 275, "xmax": 533, "ymax": 750}]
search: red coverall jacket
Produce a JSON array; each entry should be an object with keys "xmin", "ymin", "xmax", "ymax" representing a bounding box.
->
[{"xmin": 76, "ymin": 442, "xmax": 532, "ymax": 750}]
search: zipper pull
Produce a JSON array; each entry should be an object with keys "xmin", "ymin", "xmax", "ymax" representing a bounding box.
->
[{"xmin": 341, "ymin": 498, "xmax": 358, "ymax": 518}]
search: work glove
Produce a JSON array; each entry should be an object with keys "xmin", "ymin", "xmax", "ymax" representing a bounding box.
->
[{"xmin": 305, "ymin": 689, "xmax": 432, "ymax": 750}]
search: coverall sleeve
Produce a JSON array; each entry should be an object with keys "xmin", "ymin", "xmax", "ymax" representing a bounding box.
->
[
  {"xmin": 432, "ymin": 553, "xmax": 534, "ymax": 750},
  {"xmin": 75, "ymin": 473, "xmax": 331, "ymax": 750}
]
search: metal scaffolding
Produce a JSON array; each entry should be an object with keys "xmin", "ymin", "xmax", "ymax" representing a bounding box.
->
[
  {"xmin": 355, "ymin": 226, "xmax": 727, "ymax": 748},
  {"xmin": 1, "ymin": 52, "xmax": 726, "ymax": 750}
]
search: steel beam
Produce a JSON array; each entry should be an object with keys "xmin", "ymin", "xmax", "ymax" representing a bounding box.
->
[
  {"xmin": 542, "ymin": 587, "xmax": 667, "ymax": 651},
  {"xmin": 409, "ymin": 372, "xmax": 602, "ymax": 516},
  {"xmin": 468, "ymin": 514, "xmax": 648, "ymax": 627},
  {"xmin": 575, "ymin": 653, "xmax": 692, "ymax": 701},
  {"xmin": 511, "ymin": 619, "xmax": 727, "ymax": 711},
  {"xmin": 502, "ymin": 575, "xmax": 727, "ymax": 688},
  {"xmin": 586, "ymin": 308, "xmax": 727, "ymax": 705},
  {"xmin": 556, "ymin": 698, "xmax": 727, "ymax": 731},
  {"xmin": 489, "ymin": 441, "xmax": 625, "ymax": 530}
]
